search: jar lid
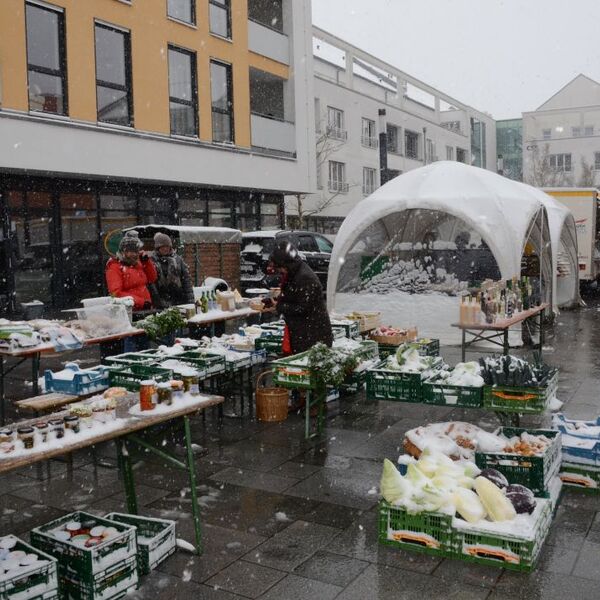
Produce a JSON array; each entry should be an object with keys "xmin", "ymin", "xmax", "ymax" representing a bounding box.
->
[
  {"xmin": 140, "ymin": 380, "xmax": 156, "ymax": 385},
  {"xmin": 64, "ymin": 416, "xmax": 79, "ymax": 422},
  {"xmin": 49, "ymin": 419, "xmax": 63, "ymax": 426},
  {"xmin": 34, "ymin": 422, "xmax": 48, "ymax": 429},
  {"xmin": 0, "ymin": 429, "xmax": 13, "ymax": 436},
  {"xmin": 17, "ymin": 427, "xmax": 34, "ymax": 434},
  {"xmin": 157, "ymin": 382, "xmax": 171, "ymax": 389}
]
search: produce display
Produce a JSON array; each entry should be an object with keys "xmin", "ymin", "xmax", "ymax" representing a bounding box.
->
[
  {"xmin": 426, "ymin": 361, "xmax": 484, "ymax": 387},
  {"xmin": 479, "ymin": 355, "xmax": 554, "ymax": 387},
  {"xmin": 138, "ymin": 308, "xmax": 187, "ymax": 341},
  {"xmin": 380, "ymin": 450, "xmax": 540, "ymax": 523},
  {"xmin": 383, "ymin": 343, "xmax": 444, "ymax": 376},
  {"xmin": 403, "ymin": 422, "xmax": 554, "ymax": 462}
]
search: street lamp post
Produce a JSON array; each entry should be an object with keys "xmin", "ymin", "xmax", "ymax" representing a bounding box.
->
[{"xmin": 378, "ymin": 108, "xmax": 389, "ymax": 186}]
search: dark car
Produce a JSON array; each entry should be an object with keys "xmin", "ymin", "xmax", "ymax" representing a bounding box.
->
[{"xmin": 240, "ymin": 230, "xmax": 334, "ymax": 294}]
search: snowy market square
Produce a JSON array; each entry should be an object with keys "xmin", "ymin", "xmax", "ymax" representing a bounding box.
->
[{"xmin": 2, "ymin": 0, "xmax": 600, "ymax": 599}]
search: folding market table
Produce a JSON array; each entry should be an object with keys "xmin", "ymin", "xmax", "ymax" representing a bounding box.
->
[
  {"xmin": 452, "ymin": 303, "xmax": 549, "ymax": 362},
  {"xmin": 0, "ymin": 393, "xmax": 223, "ymax": 554}
]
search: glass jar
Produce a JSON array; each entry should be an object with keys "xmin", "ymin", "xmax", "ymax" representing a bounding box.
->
[
  {"xmin": 17, "ymin": 426, "xmax": 35, "ymax": 450},
  {"xmin": 157, "ymin": 382, "xmax": 172, "ymax": 406},
  {"xmin": 64, "ymin": 415, "xmax": 80, "ymax": 434},
  {"xmin": 49, "ymin": 419, "xmax": 64, "ymax": 439},
  {"xmin": 181, "ymin": 371, "xmax": 199, "ymax": 396},
  {"xmin": 0, "ymin": 429, "xmax": 13, "ymax": 444},
  {"xmin": 139, "ymin": 380, "xmax": 157, "ymax": 411},
  {"xmin": 171, "ymin": 380, "xmax": 184, "ymax": 402},
  {"xmin": 34, "ymin": 422, "xmax": 49, "ymax": 443},
  {"xmin": 0, "ymin": 441, "xmax": 15, "ymax": 455}
]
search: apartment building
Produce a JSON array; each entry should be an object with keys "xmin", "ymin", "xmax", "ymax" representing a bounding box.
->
[
  {"xmin": 0, "ymin": 0, "xmax": 315, "ymax": 311},
  {"xmin": 522, "ymin": 74, "xmax": 600, "ymax": 187},
  {"xmin": 290, "ymin": 27, "xmax": 496, "ymax": 233}
]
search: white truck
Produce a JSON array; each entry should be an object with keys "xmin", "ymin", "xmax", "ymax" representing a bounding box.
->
[{"xmin": 544, "ymin": 188, "xmax": 600, "ymax": 282}]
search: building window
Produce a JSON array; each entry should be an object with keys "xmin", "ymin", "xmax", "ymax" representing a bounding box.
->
[
  {"xmin": 168, "ymin": 0, "xmax": 196, "ymax": 24},
  {"xmin": 328, "ymin": 161, "xmax": 348, "ymax": 193},
  {"xmin": 363, "ymin": 167, "xmax": 376, "ymax": 196},
  {"xmin": 456, "ymin": 147, "xmax": 467, "ymax": 163},
  {"xmin": 327, "ymin": 106, "xmax": 346, "ymax": 141},
  {"xmin": 361, "ymin": 118, "xmax": 378, "ymax": 148},
  {"xmin": 250, "ymin": 67, "xmax": 285, "ymax": 120},
  {"xmin": 94, "ymin": 23, "xmax": 133, "ymax": 126},
  {"xmin": 210, "ymin": 60, "xmax": 234, "ymax": 143},
  {"xmin": 542, "ymin": 129, "xmax": 551, "ymax": 140},
  {"xmin": 405, "ymin": 130, "xmax": 419, "ymax": 159},
  {"xmin": 168, "ymin": 46, "xmax": 198, "ymax": 137},
  {"xmin": 572, "ymin": 126, "xmax": 581, "ymax": 137},
  {"xmin": 25, "ymin": 2, "xmax": 67, "ymax": 115},
  {"xmin": 549, "ymin": 153, "xmax": 572, "ymax": 172},
  {"xmin": 585, "ymin": 126, "xmax": 595, "ymax": 136},
  {"xmin": 316, "ymin": 158, "xmax": 322, "ymax": 189},
  {"xmin": 387, "ymin": 124, "xmax": 400, "ymax": 153},
  {"xmin": 446, "ymin": 145, "xmax": 454, "ymax": 160},
  {"xmin": 209, "ymin": 0, "xmax": 231, "ymax": 38},
  {"xmin": 426, "ymin": 139, "xmax": 436, "ymax": 163},
  {"xmin": 595, "ymin": 152, "xmax": 600, "ymax": 171},
  {"xmin": 248, "ymin": 0, "xmax": 283, "ymax": 32}
]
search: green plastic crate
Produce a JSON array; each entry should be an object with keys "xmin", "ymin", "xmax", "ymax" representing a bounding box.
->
[
  {"xmin": 341, "ymin": 370, "xmax": 367, "ymax": 394},
  {"xmin": 475, "ymin": 428, "xmax": 562, "ymax": 495},
  {"xmin": 0, "ymin": 536, "xmax": 58, "ymax": 600},
  {"xmin": 377, "ymin": 338, "xmax": 440, "ymax": 360},
  {"xmin": 103, "ymin": 353, "xmax": 159, "ymax": 367},
  {"xmin": 366, "ymin": 362, "xmax": 423, "ymax": 402},
  {"xmin": 355, "ymin": 340, "xmax": 379, "ymax": 361},
  {"xmin": 559, "ymin": 462, "xmax": 600, "ymax": 493},
  {"xmin": 378, "ymin": 501, "xmax": 454, "ymax": 558},
  {"xmin": 104, "ymin": 513, "xmax": 176, "ymax": 576},
  {"xmin": 451, "ymin": 498, "xmax": 552, "ymax": 572},
  {"xmin": 179, "ymin": 351, "xmax": 226, "ymax": 376},
  {"xmin": 422, "ymin": 381, "xmax": 483, "ymax": 408},
  {"xmin": 255, "ymin": 335, "xmax": 283, "ymax": 354},
  {"xmin": 272, "ymin": 352, "xmax": 314, "ymax": 389},
  {"xmin": 331, "ymin": 320, "xmax": 360, "ymax": 339},
  {"xmin": 58, "ymin": 555, "xmax": 138, "ymax": 600},
  {"xmin": 30, "ymin": 512, "xmax": 137, "ymax": 580},
  {"xmin": 483, "ymin": 369, "xmax": 558, "ymax": 414},
  {"xmin": 107, "ymin": 364, "xmax": 172, "ymax": 391}
]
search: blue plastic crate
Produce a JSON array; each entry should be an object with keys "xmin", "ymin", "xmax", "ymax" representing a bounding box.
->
[
  {"xmin": 44, "ymin": 363, "xmax": 109, "ymax": 396},
  {"xmin": 552, "ymin": 413, "xmax": 600, "ymax": 467}
]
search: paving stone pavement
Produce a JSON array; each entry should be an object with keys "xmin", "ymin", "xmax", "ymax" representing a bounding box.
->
[{"xmin": 1, "ymin": 297, "xmax": 600, "ymax": 598}]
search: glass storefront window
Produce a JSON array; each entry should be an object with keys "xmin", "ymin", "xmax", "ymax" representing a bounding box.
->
[{"xmin": 208, "ymin": 200, "xmax": 233, "ymax": 227}]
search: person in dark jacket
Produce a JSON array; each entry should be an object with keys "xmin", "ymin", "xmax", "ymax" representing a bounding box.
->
[
  {"xmin": 151, "ymin": 233, "xmax": 194, "ymax": 308},
  {"xmin": 270, "ymin": 240, "xmax": 333, "ymax": 354}
]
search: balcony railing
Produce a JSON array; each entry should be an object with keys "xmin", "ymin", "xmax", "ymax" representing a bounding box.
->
[
  {"xmin": 325, "ymin": 126, "xmax": 347, "ymax": 142},
  {"xmin": 361, "ymin": 135, "xmax": 379, "ymax": 149},
  {"xmin": 248, "ymin": 19, "xmax": 289, "ymax": 65},
  {"xmin": 328, "ymin": 180, "xmax": 349, "ymax": 193},
  {"xmin": 251, "ymin": 113, "xmax": 295, "ymax": 154}
]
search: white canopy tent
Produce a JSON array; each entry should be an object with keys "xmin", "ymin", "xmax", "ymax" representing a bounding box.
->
[{"xmin": 327, "ymin": 161, "xmax": 578, "ymax": 344}]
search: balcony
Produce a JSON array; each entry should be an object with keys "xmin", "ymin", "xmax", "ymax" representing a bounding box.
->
[
  {"xmin": 248, "ymin": 19, "xmax": 289, "ymax": 65},
  {"xmin": 326, "ymin": 126, "xmax": 347, "ymax": 142},
  {"xmin": 328, "ymin": 180, "xmax": 349, "ymax": 193},
  {"xmin": 251, "ymin": 113, "xmax": 295, "ymax": 154},
  {"xmin": 361, "ymin": 135, "xmax": 379, "ymax": 149}
]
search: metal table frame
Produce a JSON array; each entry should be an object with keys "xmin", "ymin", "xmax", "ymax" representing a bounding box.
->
[{"xmin": 0, "ymin": 395, "xmax": 223, "ymax": 554}]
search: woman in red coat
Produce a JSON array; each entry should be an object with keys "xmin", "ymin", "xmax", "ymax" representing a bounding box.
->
[{"xmin": 105, "ymin": 231, "xmax": 158, "ymax": 310}]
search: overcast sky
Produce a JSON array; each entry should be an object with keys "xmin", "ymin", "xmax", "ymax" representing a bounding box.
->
[{"xmin": 312, "ymin": 0, "xmax": 600, "ymax": 120}]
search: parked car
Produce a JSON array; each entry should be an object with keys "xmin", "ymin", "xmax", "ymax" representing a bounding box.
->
[{"xmin": 240, "ymin": 230, "xmax": 333, "ymax": 294}]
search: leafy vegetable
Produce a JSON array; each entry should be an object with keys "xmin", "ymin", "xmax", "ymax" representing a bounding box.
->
[
  {"xmin": 474, "ymin": 476, "xmax": 517, "ymax": 522},
  {"xmin": 380, "ymin": 458, "xmax": 411, "ymax": 504},
  {"xmin": 138, "ymin": 308, "xmax": 187, "ymax": 341}
]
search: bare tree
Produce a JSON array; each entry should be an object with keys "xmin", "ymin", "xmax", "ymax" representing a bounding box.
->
[
  {"xmin": 525, "ymin": 142, "xmax": 573, "ymax": 187},
  {"xmin": 286, "ymin": 118, "xmax": 359, "ymax": 229},
  {"xmin": 578, "ymin": 156, "xmax": 597, "ymax": 187}
]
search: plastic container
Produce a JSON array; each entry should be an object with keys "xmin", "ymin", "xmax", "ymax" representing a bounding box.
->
[
  {"xmin": 178, "ymin": 351, "xmax": 226, "ymax": 376},
  {"xmin": 30, "ymin": 512, "xmax": 137, "ymax": 579},
  {"xmin": 483, "ymin": 369, "xmax": 558, "ymax": 415},
  {"xmin": 107, "ymin": 364, "xmax": 172, "ymax": 392},
  {"xmin": 272, "ymin": 352, "xmax": 314, "ymax": 390},
  {"xmin": 0, "ymin": 535, "xmax": 58, "ymax": 600},
  {"xmin": 44, "ymin": 364, "xmax": 110, "ymax": 396},
  {"xmin": 366, "ymin": 362, "xmax": 424, "ymax": 403},
  {"xmin": 65, "ymin": 303, "xmax": 132, "ymax": 338},
  {"xmin": 475, "ymin": 428, "xmax": 562, "ymax": 495},
  {"xmin": 559, "ymin": 462, "xmax": 600, "ymax": 492},
  {"xmin": 104, "ymin": 513, "xmax": 176, "ymax": 575},
  {"xmin": 422, "ymin": 381, "xmax": 484, "ymax": 408},
  {"xmin": 103, "ymin": 353, "xmax": 159, "ymax": 367}
]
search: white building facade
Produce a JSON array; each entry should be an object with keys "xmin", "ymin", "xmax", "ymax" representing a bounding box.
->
[
  {"xmin": 522, "ymin": 75, "xmax": 600, "ymax": 188},
  {"xmin": 288, "ymin": 27, "xmax": 496, "ymax": 233}
]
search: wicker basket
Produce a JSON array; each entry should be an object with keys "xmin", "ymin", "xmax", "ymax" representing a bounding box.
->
[{"xmin": 256, "ymin": 370, "xmax": 289, "ymax": 422}]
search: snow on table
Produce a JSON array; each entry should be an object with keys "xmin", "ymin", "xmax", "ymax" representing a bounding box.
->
[{"xmin": 188, "ymin": 307, "xmax": 257, "ymax": 325}]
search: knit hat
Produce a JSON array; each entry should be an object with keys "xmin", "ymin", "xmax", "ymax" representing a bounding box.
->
[
  {"xmin": 154, "ymin": 232, "xmax": 173, "ymax": 249},
  {"xmin": 270, "ymin": 240, "xmax": 300, "ymax": 267},
  {"xmin": 119, "ymin": 230, "xmax": 143, "ymax": 253}
]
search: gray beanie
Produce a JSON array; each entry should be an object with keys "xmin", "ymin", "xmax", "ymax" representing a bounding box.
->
[
  {"xmin": 154, "ymin": 232, "xmax": 173, "ymax": 249},
  {"xmin": 119, "ymin": 230, "xmax": 143, "ymax": 252}
]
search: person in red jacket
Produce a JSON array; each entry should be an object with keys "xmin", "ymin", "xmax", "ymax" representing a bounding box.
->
[{"xmin": 105, "ymin": 231, "xmax": 158, "ymax": 311}]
